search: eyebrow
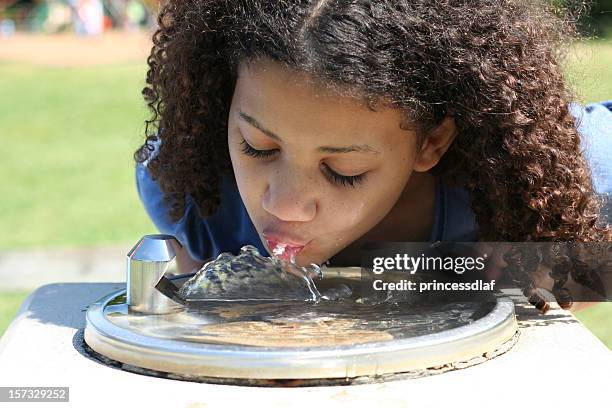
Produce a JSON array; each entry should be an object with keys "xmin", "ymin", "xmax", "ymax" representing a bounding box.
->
[{"xmin": 238, "ymin": 111, "xmax": 381, "ymax": 154}]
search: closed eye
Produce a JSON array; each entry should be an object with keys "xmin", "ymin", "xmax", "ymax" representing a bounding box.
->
[
  {"xmin": 239, "ymin": 137, "xmax": 367, "ymax": 188},
  {"xmin": 240, "ymin": 138, "xmax": 278, "ymax": 158},
  {"xmin": 320, "ymin": 163, "xmax": 367, "ymax": 188}
]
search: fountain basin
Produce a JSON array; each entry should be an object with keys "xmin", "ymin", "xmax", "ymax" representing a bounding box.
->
[{"xmin": 84, "ymin": 281, "xmax": 517, "ymax": 381}]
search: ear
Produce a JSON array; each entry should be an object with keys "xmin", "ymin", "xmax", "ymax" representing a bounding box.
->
[{"xmin": 413, "ymin": 115, "xmax": 458, "ymax": 172}]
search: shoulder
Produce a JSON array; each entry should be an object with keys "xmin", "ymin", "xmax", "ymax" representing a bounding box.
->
[
  {"xmin": 570, "ymin": 101, "xmax": 612, "ymax": 194},
  {"xmin": 437, "ymin": 178, "xmax": 478, "ymax": 242},
  {"xmin": 134, "ymin": 144, "xmax": 184, "ymax": 241},
  {"xmin": 438, "ymin": 100, "xmax": 612, "ymax": 241}
]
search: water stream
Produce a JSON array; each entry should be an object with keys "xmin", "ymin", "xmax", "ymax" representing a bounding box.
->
[{"xmin": 178, "ymin": 244, "xmax": 325, "ymax": 302}]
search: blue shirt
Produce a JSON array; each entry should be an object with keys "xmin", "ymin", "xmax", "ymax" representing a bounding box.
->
[{"xmin": 136, "ymin": 101, "xmax": 612, "ymax": 262}]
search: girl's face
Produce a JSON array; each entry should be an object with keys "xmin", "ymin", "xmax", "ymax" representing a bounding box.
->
[{"xmin": 227, "ymin": 59, "xmax": 454, "ymax": 266}]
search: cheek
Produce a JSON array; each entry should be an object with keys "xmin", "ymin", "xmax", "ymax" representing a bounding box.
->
[
  {"xmin": 320, "ymin": 185, "xmax": 390, "ymax": 235},
  {"xmin": 325, "ymin": 167, "xmax": 411, "ymax": 232},
  {"xmin": 333, "ymin": 200, "xmax": 368, "ymax": 228}
]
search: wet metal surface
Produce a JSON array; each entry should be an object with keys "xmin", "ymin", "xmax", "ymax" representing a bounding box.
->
[{"xmin": 85, "ymin": 281, "xmax": 517, "ymax": 379}]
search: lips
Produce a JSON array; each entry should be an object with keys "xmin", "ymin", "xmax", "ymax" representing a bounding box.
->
[
  {"xmin": 266, "ymin": 241, "xmax": 304, "ymax": 262},
  {"xmin": 262, "ymin": 230, "xmax": 309, "ymax": 261},
  {"xmin": 263, "ymin": 230, "xmax": 309, "ymax": 247}
]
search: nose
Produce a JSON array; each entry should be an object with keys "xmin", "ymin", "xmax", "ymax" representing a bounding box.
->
[{"xmin": 262, "ymin": 166, "xmax": 318, "ymax": 222}]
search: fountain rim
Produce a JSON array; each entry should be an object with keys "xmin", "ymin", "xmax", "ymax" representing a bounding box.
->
[{"xmin": 84, "ymin": 288, "xmax": 518, "ymax": 379}]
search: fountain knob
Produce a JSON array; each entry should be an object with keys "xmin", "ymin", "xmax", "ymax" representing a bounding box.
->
[{"xmin": 126, "ymin": 234, "xmax": 183, "ymax": 314}]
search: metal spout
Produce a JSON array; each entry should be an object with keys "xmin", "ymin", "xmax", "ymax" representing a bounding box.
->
[{"xmin": 126, "ymin": 234, "xmax": 184, "ymax": 314}]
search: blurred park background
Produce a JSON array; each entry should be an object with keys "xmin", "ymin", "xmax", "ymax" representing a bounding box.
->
[{"xmin": 0, "ymin": 0, "xmax": 611, "ymax": 347}]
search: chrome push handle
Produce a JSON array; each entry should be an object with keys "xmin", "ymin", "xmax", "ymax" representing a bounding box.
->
[{"xmin": 126, "ymin": 234, "xmax": 184, "ymax": 314}]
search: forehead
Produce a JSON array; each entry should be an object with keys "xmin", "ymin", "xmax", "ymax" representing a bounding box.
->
[{"xmin": 233, "ymin": 59, "xmax": 414, "ymax": 148}]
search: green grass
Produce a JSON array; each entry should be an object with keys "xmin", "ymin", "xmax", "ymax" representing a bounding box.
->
[
  {"xmin": 564, "ymin": 39, "xmax": 612, "ymax": 103},
  {"xmin": 574, "ymin": 303, "xmax": 612, "ymax": 348},
  {"xmin": 0, "ymin": 291, "xmax": 30, "ymax": 337},
  {"xmin": 0, "ymin": 62, "xmax": 155, "ymax": 250}
]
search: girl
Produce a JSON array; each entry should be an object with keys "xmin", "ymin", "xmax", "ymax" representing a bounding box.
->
[{"xmin": 134, "ymin": 0, "xmax": 612, "ymax": 312}]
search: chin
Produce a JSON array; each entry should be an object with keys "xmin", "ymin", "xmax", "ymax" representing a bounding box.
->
[
  {"xmin": 294, "ymin": 251, "xmax": 332, "ymax": 268},
  {"xmin": 289, "ymin": 251, "xmax": 316, "ymax": 267}
]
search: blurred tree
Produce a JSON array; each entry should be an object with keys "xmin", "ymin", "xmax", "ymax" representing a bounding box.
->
[
  {"xmin": 551, "ymin": 0, "xmax": 612, "ymax": 37},
  {"xmin": 589, "ymin": 0, "xmax": 612, "ymax": 36},
  {"xmin": 2, "ymin": 1, "xmax": 611, "ymax": 37}
]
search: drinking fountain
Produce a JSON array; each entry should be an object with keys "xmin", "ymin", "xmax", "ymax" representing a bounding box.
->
[
  {"xmin": 83, "ymin": 234, "xmax": 518, "ymax": 383},
  {"xmin": 3, "ymin": 235, "xmax": 610, "ymax": 406}
]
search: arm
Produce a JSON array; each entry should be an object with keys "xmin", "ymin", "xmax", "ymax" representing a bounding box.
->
[
  {"xmin": 174, "ymin": 244, "xmax": 206, "ymax": 275},
  {"xmin": 135, "ymin": 158, "xmax": 213, "ymax": 267}
]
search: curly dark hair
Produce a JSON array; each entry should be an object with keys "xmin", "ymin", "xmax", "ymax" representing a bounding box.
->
[{"xmin": 135, "ymin": 0, "xmax": 611, "ymax": 311}]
